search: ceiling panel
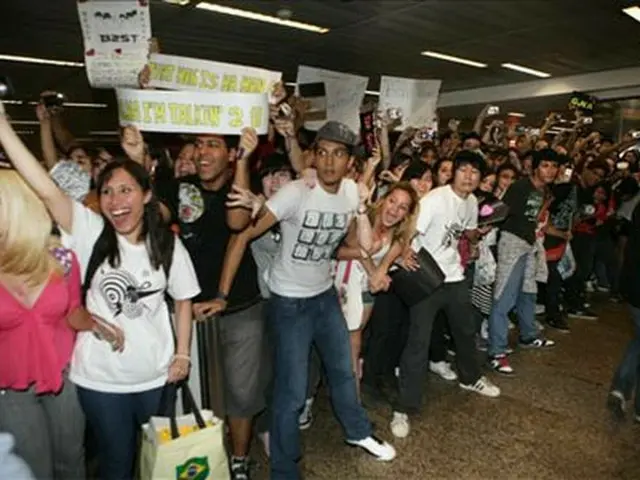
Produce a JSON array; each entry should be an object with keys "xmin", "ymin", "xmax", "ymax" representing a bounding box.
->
[{"xmin": 0, "ymin": 0, "xmax": 637, "ymax": 138}]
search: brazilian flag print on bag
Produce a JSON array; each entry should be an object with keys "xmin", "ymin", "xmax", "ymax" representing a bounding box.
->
[{"xmin": 176, "ymin": 456, "xmax": 210, "ymax": 480}]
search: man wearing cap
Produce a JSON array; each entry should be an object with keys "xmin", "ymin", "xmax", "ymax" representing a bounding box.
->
[{"xmin": 215, "ymin": 121, "xmax": 396, "ymax": 479}]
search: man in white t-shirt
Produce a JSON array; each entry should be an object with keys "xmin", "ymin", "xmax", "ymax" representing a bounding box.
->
[
  {"xmin": 390, "ymin": 151, "xmax": 501, "ymax": 439},
  {"xmin": 217, "ymin": 121, "xmax": 396, "ymax": 479}
]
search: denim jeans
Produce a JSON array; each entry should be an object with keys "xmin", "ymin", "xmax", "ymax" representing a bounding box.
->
[
  {"xmin": 488, "ymin": 253, "xmax": 539, "ymax": 356},
  {"xmin": 0, "ymin": 376, "xmax": 85, "ymax": 480},
  {"xmin": 611, "ymin": 306, "xmax": 640, "ymax": 412},
  {"xmin": 77, "ymin": 385, "xmax": 164, "ymax": 480},
  {"xmin": 268, "ymin": 287, "xmax": 372, "ymax": 480}
]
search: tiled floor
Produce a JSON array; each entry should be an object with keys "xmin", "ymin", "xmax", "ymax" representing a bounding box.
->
[{"xmin": 254, "ymin": 295, "xmax": 640, "ymax": 479}]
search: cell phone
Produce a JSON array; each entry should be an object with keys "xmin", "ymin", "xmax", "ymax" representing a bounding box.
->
[
  {"xmin": 487, "ymin": 105, "xmax": 500, "ymax": 116},
  {"xmin": 564, "ymin": 167, "xmax": 574, "ymax": 181},
  {"xmin": 583, "ymin": 117, "xmax": 593, "ymax": 124},
  {"xmin": 420, "ymin": 129, "xmax": 436, "ymax": 141},
  {"xmin": 42, "ymin": 92, "xmax": 65, "ymax": 108},
  {"xmin": 631, "ymin": 131, "xmax": 640, "ymax": 139},
  {"xmin": 387, "ymin": 108, "xmax": 403, "ymax": 120},
  {"xmin": 0, "ymin": 76, "xmax": 15, "ymax": 99},
  {"xmin": 617, "ymin": 161, "xmax": 630, "ymax": 171},
  {"xmin": 528, "ymin": 128, "xmax": 541, "ymax": 136}
]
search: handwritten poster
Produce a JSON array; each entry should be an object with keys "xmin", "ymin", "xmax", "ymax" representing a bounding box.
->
[
  {"xmin": 296, "ymin": 66, "xmax": 369, "ymax": 133},
  {"xmin": 148, "ymin": 53, "xmax": 282, "ymax": 94},
  {"xmin": 116, "ymin": 88, "xmax": 270, "ymax": 135},
  {"xmin": 379, "ymin": 75, "xmax": 442, "ymax": 130},
  {"xmin": 50, "ymin": 160, "xmax": 91, "ymax": 202},
  {"xmin": 77, "ymin": 0, "xmax": 151, "ymax": 88}
]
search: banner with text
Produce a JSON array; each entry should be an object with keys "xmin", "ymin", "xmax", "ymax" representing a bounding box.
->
[
  {"xmin": 148, "ymin": 53, "xmax": 282, "ymax": 94},
  {"xmin": 379, "ymin": 76, "xmax": 442, "ymax": 130},
  {"xmin": 116, "ymin": 89, "xmax": 269, "ymax": 135},
  {"xmin": 296, "ymin": 66, "xmax": 369, "ymax": 133},
  {"xmin": 77, "ymin": 0, "xmax": 151, "ymax": 88}
]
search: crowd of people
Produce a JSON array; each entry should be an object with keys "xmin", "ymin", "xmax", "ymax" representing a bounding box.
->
[{"xmin": 1, "ymin": 81, "xmax": 640, "ymax": 480}]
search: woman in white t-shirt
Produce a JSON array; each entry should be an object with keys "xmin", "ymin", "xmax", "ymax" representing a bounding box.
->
[
  {"xmin": 335, "ymin": 182, "xmax": 419, "ymax": 390},
  {"xmin": 0, "ymin": 109, "xmax": 200, "ymax": 480}
]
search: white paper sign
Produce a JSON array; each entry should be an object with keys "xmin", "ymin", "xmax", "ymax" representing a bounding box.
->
[
  {"xmin": 77, "ymin": 0, "xmax": 151, "ymax": 88},
  {"xmin": 148, "ymin": 53, "xmax": 282, "ymax": 94},
  {"xmin": 296, "ymin": 65, "xmax": 369, "ymax": 133},
  {"xmin": 116, "ymin": 88, "xmax": 270, "ymax": 135},
  {"xmin": 50, "ymin": 160, "xmax": 91, "ymax": 202},
  {"xmin": 379, "ymin": 76, "xmax": 442, "ymax": 130}
]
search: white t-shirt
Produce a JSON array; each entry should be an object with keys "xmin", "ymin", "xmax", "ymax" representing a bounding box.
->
[
  {"xmin": 62, "ymin": 201, "xmax": 201, "ymax": 393},
  {"xmin": 266, "ymin": 178, "xmax": 359, "ymax": 297},
  {"xmin": 412, "ymin": 185, "xmax": 478, "ymax": 283}
]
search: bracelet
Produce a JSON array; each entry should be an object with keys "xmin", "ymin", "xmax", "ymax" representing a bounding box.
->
[{"xmin": 172, "ymin": 354, "xmax": 191, "ymax": 363}]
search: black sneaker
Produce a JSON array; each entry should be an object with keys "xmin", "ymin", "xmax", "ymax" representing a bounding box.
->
[
  {"xmin": 519, "ymin": 338, "xmax": 555, "ymax": 349},
  {"xmin": 546, "ymin": 315, "xmax": 570, "ymax": 333},
  {"xmin": 567, "ymin": 308, "xmax": 598, "ymax": 320},
  {"xmin": 230, "ymin": 456, "xmax": 250, "ymax": 480}
]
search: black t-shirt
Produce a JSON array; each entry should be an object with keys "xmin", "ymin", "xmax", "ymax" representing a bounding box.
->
[
  {"xmin": 175, "ymin": 176, "xmax": 260, "ymax": 312},
  {"xmin": 500, "ymin": 177, "xmax": 545, "ymax": 245}
]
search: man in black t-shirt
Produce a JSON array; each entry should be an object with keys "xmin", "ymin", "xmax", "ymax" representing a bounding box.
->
[
  {"xmin": 488, "ymin": 149, "xmax": 558, "ymax": 375},
  {"xmin": 175, "ymin": 129, "xmax": 263, "ymax": 480}
]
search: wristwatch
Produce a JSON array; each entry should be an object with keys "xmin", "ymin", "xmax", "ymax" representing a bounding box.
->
[{"xmin": 214, "ymin": 291, "xmax": 228, "ymax": 301}]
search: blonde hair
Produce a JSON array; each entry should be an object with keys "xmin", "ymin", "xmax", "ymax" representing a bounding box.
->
[
  {"xmin": 0, "ymin": 170, "xmax": 60, "ymax": 287},
  {"xmin": 370, "ymin": 181, "xmax": 419, "ymax": 246}
]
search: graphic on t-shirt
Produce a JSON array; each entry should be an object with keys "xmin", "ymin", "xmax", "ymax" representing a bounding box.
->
[
  {"xmin": 178, "ymin": 183, "xmax": 205, "ymax": 224},
  {"xmin": 291, "ymin": 210, "xmax": 348, "ymax": 262},
  {"xmin": 441, "ymin": 221, "xmax": 465, "ymax": 249},
  {"xmin": 524, "ymin": 191, "xmax": 544, "ymax": 223},
  {"xmin": 98, "ymin": 269, "xmax": 161, "ymax": 319}
]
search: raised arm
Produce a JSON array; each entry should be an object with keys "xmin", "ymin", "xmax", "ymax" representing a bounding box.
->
[
  {"xmin": 227, "ymin": 127, "xmax": 259, "ymax": 231},
  {"xmin": 0, "ymin": 105, "xmax": 73, "ymax": 232}
]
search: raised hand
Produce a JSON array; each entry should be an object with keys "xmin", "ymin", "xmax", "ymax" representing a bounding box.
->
[
  {"xmin": 237, "ymin": 127, "xmax": 259, "ymax": 160},
  {"xmin": 121, "ymin": 125, "xmax": 145, "ymax": 164},
  {"xmin": 226, "ymin": 184, "xmax": 265, "ymax": 219}
]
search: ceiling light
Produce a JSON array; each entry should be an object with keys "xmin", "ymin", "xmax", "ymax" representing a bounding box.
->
[
  {"xmin": 1, "ymin": 100, "xmax": 23, "ymax": 105},
  {"xmin": 14, "ymin": 130, "xmax": 34, "ymax": 135},
  {"xmin": 89, "ymin": 130, "xmax": 119, "ymax": 135},
  {"xmin": 27, "ymin": 101, "xmax": 107, "ymax": 108},
  {"xmin": 507, "ymin": 112, "xmax": 525, "ymax": 117},
  {"xmin": 10, "ymin": 120, "xmax": 39, "ymax": 125},
  {"xmin": 623, "ymin": 6, "xmax": 640, "ymax": 22},
  {"xmin": 163, "ymin": 0, "xmax": 191, "ymax": 5},
  {"xmin": 365, "ymin": 90, "xmax": 380, "ymax": 96},
  {"xmin": 501, "ymin": 63, "xmax": 551, "ymax": 78},
  {"xmin": 195, "ymin": 2, "xmax": 329, "ymax": 33},
  {"xmin": 421, "ymin": 51, "xmax": 487, "ymax": 68},
  {"xmin": 0, "ymin": 54, "xmax": 83, "ymax": 68}
]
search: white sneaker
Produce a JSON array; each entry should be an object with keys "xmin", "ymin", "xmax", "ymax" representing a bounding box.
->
[
  {"xmin": 346, "ymin": 435, "xmax": 396, "ymax": 461},
  {"xmin": 299, "ymin": 398, "xmax": 313, "ymax": 430},
  {"xmin": 459, "ymin": 376, "xmax": 501, "ymax": 398},
  {"xmin": 429, "ymin": 361, "xmax": 458, "ymax": 381},
  {"xmin": 390, "ymin": 411, "xmax": 410, "ymax": 438}
]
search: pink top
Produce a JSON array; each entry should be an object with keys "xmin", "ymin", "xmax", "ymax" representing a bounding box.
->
[{"xmin": 0, "ymin": 249, "xmax": 81, "ymax": 394}]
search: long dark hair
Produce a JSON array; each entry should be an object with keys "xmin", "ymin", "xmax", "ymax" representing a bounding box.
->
[{"xmin": 92, "ymin": 159, "xmax": 174, "ymax": 274}]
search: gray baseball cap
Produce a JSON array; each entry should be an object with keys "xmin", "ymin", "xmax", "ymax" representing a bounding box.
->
[{"xmin": 315, "ymin": 121, "xmax": 358, "ymax": 148}]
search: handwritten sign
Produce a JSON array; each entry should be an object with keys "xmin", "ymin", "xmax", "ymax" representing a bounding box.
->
[
  {"xmin": 568, "ymin": 91, "xmax": 596, "ymax": 115},
  {"xmin": 379, "ymin": 75, "xmax": 442, "ymax": 130},
  {"xmin": 50, "ymin": 160, "xmax": 91, "ymax": 202},
  {"xmin": 77, "ymin": 0, "xmax": 151, "ymax": 88},
  {"xmin": 147, "ymin": 53, "xmax": 282, "ymax": 94},
  {"xmin": 296, "ymin": 66, "xmax": 369, "ymax": 133},
  {"xmin": 116, "ymin": 88, "xmax": 270, "ymax": 135}
]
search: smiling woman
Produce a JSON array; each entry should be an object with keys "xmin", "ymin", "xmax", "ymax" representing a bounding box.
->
[{"xmin": 0, "ymin": 105, "xmax": 202, "ymax": 480}]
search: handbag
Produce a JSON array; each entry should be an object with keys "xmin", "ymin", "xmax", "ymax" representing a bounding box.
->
[
  {"xmin": 389, "ymin": 248, "xmax": 445, "ymax": 307},
  {"xmin": 335, "ymin": 260, "xmax": 364, "ymax": 331},
  {"xmin": 139, "ymin": 382, "xmax": 230, "ymax": 480}
]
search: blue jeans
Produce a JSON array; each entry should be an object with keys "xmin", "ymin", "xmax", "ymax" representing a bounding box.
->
[
  {"xmin": 488, "ymin": 253, "xmax": 539, "ymax": 356},
  {"xmin": 77, "ymin": 385, "xmax": 164, "ymax": 480},
  {"xmin": 611, "ymin": 306, "xmax": 640, "ymax": 412},
  {"xmin": 268, "ymin": 287, "xmax": 372, "ymax": 479}
]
